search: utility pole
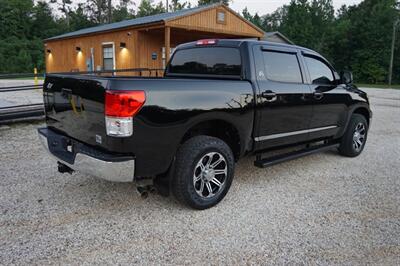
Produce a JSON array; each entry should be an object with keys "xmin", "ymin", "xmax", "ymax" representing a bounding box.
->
[
  {"xmin": 166, "ymin": 0, "xmax": 169, "ymax": 12},
  {"xmin": 389, "ymin": 21, "xmax": 396, "ymax": 86},
  {"xmin": 389, "ymin": 10, "xmax": 399, "ymax": 87}
]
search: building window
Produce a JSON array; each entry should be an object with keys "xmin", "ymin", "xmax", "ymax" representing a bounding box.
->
[
  {"xmin": 216, "ymin": 10, "xmax": 226, "ymax": 24},
  {"xmin": 103, "ymin": 44, "xmax": 114, "ymax": 71}
]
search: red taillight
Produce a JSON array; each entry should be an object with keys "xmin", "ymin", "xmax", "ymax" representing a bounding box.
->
[
  {"xmin": 196, "ymin": 39, "xmax": 218, "ymax": 46},
  {"xmin": 105, "ymin": 90, "xmax": 145, "ymax": 117}
]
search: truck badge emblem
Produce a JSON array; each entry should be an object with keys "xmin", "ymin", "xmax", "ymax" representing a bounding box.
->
[{"xmin": 95, "ymin": 135, "xmax": 102, "ymax": 144}]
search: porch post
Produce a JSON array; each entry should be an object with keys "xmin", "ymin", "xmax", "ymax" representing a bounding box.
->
[{"xmin": 165, "ymin": 26, "xmax": 171, "ymax": 66}]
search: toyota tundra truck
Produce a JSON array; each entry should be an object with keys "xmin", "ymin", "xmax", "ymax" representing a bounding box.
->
[{"xmin": 38, "ymin": 39, "xmax": 371, "ymax": 209}]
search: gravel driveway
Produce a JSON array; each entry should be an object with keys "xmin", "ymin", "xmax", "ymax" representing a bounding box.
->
[
  {"xmin": 0, "ymin": 80, "xmax": 43, "ymax": 108},
  {"xmin": 0, "ymin": 88, "xmax": 399, "ymax": 265}
]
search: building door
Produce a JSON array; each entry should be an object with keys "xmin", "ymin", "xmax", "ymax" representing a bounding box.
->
[{"xmin": 102, "ymin": 43, "xmax": 115, "ymax": 71}]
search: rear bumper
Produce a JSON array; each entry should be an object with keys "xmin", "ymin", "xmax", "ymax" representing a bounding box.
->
[{"xmin": 38, "ymin": 127, "xmax": 135, "ymax": 182}]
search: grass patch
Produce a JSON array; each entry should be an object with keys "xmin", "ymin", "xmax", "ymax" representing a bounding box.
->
[
  {"xmin": 356, "ymin": 83, "xmax": 400, "ymax": 89},
  {"xmin": 14, "ymin": 77, "xmax": 45, "ymax": 80}
]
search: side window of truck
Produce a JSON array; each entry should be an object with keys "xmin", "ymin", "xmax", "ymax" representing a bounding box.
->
[
  {"xmin": 260, "ymin": 51, "xmax": 303, "ymax": 83},
  {"xmin": 304, "ymin": 56, "xmax": 334, "ymax": 85}
]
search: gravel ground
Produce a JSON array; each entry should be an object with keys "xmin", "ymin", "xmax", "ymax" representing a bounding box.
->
[
  {"xmin": 0, "ymin": 80, "xmax": 43, "ymax": 108},
  {"xmin": 0, "ymin": 88, "xmax": 399, "ymax": 265}
]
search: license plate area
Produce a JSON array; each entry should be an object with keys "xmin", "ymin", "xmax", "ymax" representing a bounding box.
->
[{"xmin": 66, "ymin": 143, "xmax": 73, "ymax": 153}]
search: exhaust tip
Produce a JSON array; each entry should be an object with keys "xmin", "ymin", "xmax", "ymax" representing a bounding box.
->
[{"xmin": 136, "ymin": 186, "xmax": 150, "ymax": 199}]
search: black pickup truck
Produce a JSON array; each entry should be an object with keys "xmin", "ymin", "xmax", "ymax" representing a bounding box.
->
[{"xmin": 38, "ymin": 39, "xmax": 371, "ymax": 209}]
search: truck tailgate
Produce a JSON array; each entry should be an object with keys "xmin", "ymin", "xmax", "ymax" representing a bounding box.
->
[{"xmin": 43, "ymin": 75, "xmax": 109, "ymax": 148}]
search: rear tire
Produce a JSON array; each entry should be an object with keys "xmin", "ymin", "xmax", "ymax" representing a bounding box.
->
[
  {"xmin": 338, "ymin": 114, "xmax": 368, "ymax": 157},
  {"xmin": 171, "ymin": 136, "xmax": 235, "ymax": 210}
]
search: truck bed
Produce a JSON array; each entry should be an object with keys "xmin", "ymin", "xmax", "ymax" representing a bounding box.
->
[{"xmin": 43, "ymin": 74, "xmax": 255, "ymax": 177}]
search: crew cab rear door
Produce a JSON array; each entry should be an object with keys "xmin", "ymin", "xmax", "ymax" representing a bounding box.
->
[{"xmin": 252, "ymin": 45, "xmax": 313, "ymax": 150}]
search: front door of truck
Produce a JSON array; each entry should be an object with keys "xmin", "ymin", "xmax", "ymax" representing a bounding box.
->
[
  {"xmin": 253, "ymin": 45, "xmax": 314, "ymax": 150},
  {"xmin": 302, "ymin": 53, "xmax": 349, "ymax": 140}
]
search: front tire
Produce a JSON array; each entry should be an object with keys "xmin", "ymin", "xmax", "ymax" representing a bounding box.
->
[
  {"xmin": 172, "ymin": 136, "xmax": 235, "ymax": 210},
  {"xmin": 339, "ymin": 114, "xmax": 369, "ymax": 157}
]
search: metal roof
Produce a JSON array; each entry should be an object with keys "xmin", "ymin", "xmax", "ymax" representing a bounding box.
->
[
  {"xmin": 46, "ymin": 4, "xmax": 224, "ymax": 41},
  {"xmin": 264, "ymin": 31, "xmax": 294, "ymax": 45}
]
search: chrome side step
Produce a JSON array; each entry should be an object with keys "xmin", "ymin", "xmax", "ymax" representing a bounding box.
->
[{"xmin": 254, "ymin": 143, "xmax": 339, "ymax": 168}]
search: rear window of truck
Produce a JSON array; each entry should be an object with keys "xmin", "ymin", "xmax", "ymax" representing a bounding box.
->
[{"xmin": 167, "ymin": 47, "xmax": 242, "ymax": 77}]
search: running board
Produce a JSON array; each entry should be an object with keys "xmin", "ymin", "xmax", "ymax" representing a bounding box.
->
[{"xmin": 254, "ymin": 143, "xmax": 339, "ymax": 168}]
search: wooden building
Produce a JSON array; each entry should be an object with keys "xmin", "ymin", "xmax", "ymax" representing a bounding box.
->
[{"xmin": 44, "ymin": 4, "xmax": 288, "ymax": 74}]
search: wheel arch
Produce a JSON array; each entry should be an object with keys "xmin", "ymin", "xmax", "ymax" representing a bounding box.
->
[
  {"xmin": 352, "ymin": 106, "xmax": 371, "ymax": 125},
  {"xmin": 180, "ymin": 119, "xmax": 242, "ymax": 160}
]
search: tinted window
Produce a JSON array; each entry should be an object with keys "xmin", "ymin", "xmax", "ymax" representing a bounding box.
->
[
  {"xmin": 304, "ymin": 56, "xmax": 334, "ymax": 85},
  {"xmin": 168, "ymin": 47, "xmax": 241, "ymax": 76},
  {"xmin": 261, "ymin": 51, "xmax": 303, "ymax": 83}
]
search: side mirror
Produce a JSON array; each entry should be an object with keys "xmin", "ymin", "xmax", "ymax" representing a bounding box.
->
[{"xmin": 340, "ymin": 71, "xmax": 353, "ymax": 84}]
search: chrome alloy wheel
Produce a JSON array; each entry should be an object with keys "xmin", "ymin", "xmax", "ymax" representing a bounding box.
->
[
  {"xmin": 353, "ymin": 122, "xmax": 366, "ymax": 152},
  {"xmin": 193, "ymin": 152, "xmax": 227, "ymax": 198}
]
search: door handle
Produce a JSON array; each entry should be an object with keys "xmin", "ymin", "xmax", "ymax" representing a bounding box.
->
[
  {"xmin": 261, "ymin": 91, "xmax": 277, "ymax": 102},
  {"xmin": 313, "ymin": 91, "xmax": 324, "ymax": 100}
]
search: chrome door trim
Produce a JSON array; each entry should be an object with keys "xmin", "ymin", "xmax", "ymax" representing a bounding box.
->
[{"xmin": 254, "ymin": 125, "xmax": 338, "ymax": 142}]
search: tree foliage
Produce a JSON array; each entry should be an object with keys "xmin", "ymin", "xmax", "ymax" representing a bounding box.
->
[
  {"xmin": 137, "ymin": 0, "xmax": 165, "ymax": 17},
  {"xmin": 169, "ymin": 0, "xmax": 191, "ymax": 12},
  {"xmin": 198, "ymin": 0, "xmax": 231, "ymax": 6},
  {"xmin": 246, "ymin": 0, "xmax": 400, "ymax": 84},
  {"xmin": 0, "ymin": 0, "xmax": 398, "ymax": 84}
]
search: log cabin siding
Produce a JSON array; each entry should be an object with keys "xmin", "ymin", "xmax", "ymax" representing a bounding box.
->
[
  {"xmin": 45, "ymin": 29, "xmax": 138, "ymax": 73},
  {"xmin": 166, "ymin": 6, "xmax": 264, "ymax": 38}
]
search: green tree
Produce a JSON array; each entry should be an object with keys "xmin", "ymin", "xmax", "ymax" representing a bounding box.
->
[
  {"xmin": 252, "ymin": 0, "xmax": 335, "ymax": 63},
  {"xmin": 137, "ymin": 0, "xmax": 165, "ymax": 17},
  {"xmin": 112, "ymin": 0, "xmax": 136, "ymax": 22},
  {"xmin": 242, "ymin": 7, "xmax": 263, "ymax": 28},
  {"xmin": 332, "ymin": 0, "xmax": 399, "ymax": 83},
  {"xmin": 243, "ymin": 0, "xmax": 399, "ymax": 83},
  {"xmin": 0, "ymin": 0, "xmax": 398, "ymax": 83},
  {"xmin": 31, "ymin": 1, "xmax": 60, "ymax": 38},
  {"xmin": 309, "ymin": 0, "xmax": 335, "ymax": 53},
  {"xmin": 169, "ymin": 0, "xmax": 190, "ymax": 12},
  {"xmin": 0, "ymin": 0, "xmax": 35, "ymax": 73},
  {"xmin": 262, "ymin": 6, "xmax": 288, "ymax": 32},
  {"xmin": 0, "ymin": 0, "xmax": 33, "ymax": 39},
  {"xmin": 50, "ymin": 0, "xmax": 72, "ymax": 28},
  {"xmin": 69, "ymin": 3, "xmax": 97, "ymax": 31},
  {"xmin": 198, "ymin": 0, "xmax": 230, "ymax": 6},
  {"xmin": 85, "ymin": 0, "xmax": 109, "ymax": 24}
]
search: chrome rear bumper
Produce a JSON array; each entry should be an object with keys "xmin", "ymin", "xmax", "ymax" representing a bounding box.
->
[{"xmin": 38, "ymin": 128, "xmax": 135, "ymax": 182}]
